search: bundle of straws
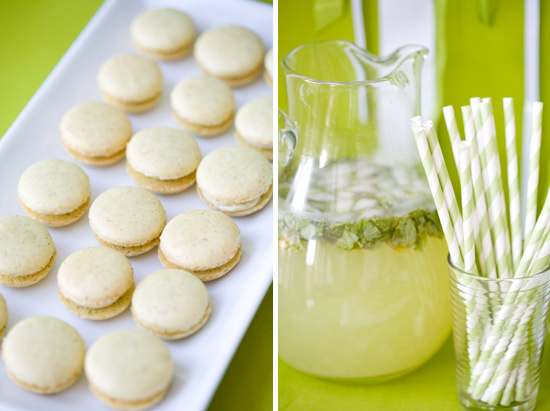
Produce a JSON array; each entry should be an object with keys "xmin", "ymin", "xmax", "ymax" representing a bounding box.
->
[{"xmin": 411, "ymin": 97, "xmax": 549, "ymax": 406}]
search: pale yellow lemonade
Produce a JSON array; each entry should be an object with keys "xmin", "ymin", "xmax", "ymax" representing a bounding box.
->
[
  {"xmin": 278, "ymin": 161, "xmax": 452, "ymax": 381},
  {"xmin": 279, "ymin": 235, "xmax": 450, "ymax": 380}
]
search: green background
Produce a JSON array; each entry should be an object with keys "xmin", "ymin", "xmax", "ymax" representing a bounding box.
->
[
  {"xmin": 278, "ymin": 0, "xmax": 550, "ymax": 410},
  {"xmin": 0, "ymin": 1, "xmax": 272, "ymax": 411}
]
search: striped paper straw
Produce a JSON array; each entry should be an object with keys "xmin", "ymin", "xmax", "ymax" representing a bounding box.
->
[
  {"xmin": 524, "ymin": 102, "xmax": 543, "ymax": 241},
  {"xmin": 503, "ymin": 98, "xmax": 522, "ymax": 271},
  {"xmin": 479, "ymin": 101, "xmax": 512, "ymax": 278},
  {"xmin": 425, "ymin": 121, "xmax": 465, "ymax": 261},
  {"xmin": 443, "ymin": 105, "xmax": 462, "ymax": 165},
  {"xmin": 411, "ymin": 117, "xmax": 463, "ymax": 265},
  {"xmin": 462, "ymin": 105, "xmax": 497, "ymax": 278},
  {"xmin": 458, "ymin": 141, "xmax": 477, "ymax": 274}
]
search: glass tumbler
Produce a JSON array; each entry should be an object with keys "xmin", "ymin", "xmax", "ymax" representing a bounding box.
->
[{"xmin": 449, "ymin": 259, "xmax": 550, "ymax": 411}]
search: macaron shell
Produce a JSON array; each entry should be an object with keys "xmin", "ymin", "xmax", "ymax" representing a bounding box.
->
[
  {"xmin": 196, "ymin": 146, "xmax": 273, "ymax": 204},
  {"xmin": 85, "ymin": 330, "xmax": 174, "ymax": 403},
  {"xmin": 18, "ymin": 158, "xmax": 90, "ymax": 215},
  {"xmin": 171, "ymin": 76, "xmax": 234, "ymax": 128},
  {"xmin": 235, "ymin": 96, "xmax": 273, "ymax": 149},
  {"xmin": 159, "ymin": 210, "xmax": 241, "ymax": 271},
  {"xmin": 57, "ymin": 247, "xmax": 134, "ymax": 309},
  {"xmin": 194, "ymin": 26, "xmax": 264, "ymax": 80},
  {"xmin": 60, "ymin": 102, "xmax": 132, "ymax": 157},
  {"xmin": 2, "ymin": 317, "xmax": 85, "ymax": 394},
  {"xmin": 98, "ymin": 54, "xmax": 163, "ymax": 105},
  {"xmin": 0, "ymin": 215, "xmax": 55, "ymax": 276},
  {"xmin": 89, "ymin": 186, "xmax": 166, "ymax": 248},
  {"xmin": 132, "ymin": 269, "xmax": 211, "ymax": 338},
  {"xmin": 131, "ymin": 8, "xmax": 196, "ymax": 58},
  {"xmin": 126, "ymin": 127, "xmax": 201, "ymax": 180}
]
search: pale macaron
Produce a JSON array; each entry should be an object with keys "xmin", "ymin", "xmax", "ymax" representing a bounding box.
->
[
  {"xmin": 131, "ymin": 8, "xmax": 196, "ymax": 60},
  {"xmin": 194, "ymin": 25, "xmax": 265, "ymax": 87},
  {"xmin": 2, "ymin": 316, "xmax": 85, "ymax": 394},
  {"xmin": 18, "ymin": 158, "xmax": 91, "ymax": 227},
  {"xmin": 85, "ymin": 330, "xmax": 174, "ymax": 410},
  {"xmin": 132, "ymin": 269, "xmax": 211, "ymax": 339},
  {"xmin": 98, "ymin": 54, "xmax": 163, "ymax": 113},
  {"xmin": 170, "ymin": 75, "xmax": 234, "ymax": 137},
  {"xmin": 159, "ymin": 210, "xmax": 241, "ymax": 281},
  {"xmin": 60, "ymin": 102, "xmax": 133, "ymax": 166},
  {"xmin": 58, "ymin": 247, "xmax": 135, "ymax": 320},
  {"xmin": 0, "ymin": 293, "xmax": 7, "ymax": 340},
  {"xmin": 264, "ymin": 48, "xmax": 273, "ymax": 87},
  {"xmin": 196, "ymin": 146, "xmax": 273, "ymax": 216},
  {"xmin": 126, "ymin": 127, "xmax": 201, "ymax": 194},
  {"xmin": 235, "ymin": 96, "xmax": 273, "ymax": 160},
  {"xmin": 0, "ymin": 215, "xmax": 56, "ymax": 287},
  {"xmin": 89, "ymin": 186, "xmax": 166, "ymax": 257}
]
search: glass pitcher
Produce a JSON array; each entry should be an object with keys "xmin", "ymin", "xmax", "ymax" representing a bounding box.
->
[{"xmin": 278, "ymin": 41, "xmax": 451, "ymax": 382}]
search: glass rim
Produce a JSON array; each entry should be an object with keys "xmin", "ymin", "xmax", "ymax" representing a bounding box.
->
[
  {"xmin": 447, "ymin": 254, "xmax": 550, "ymax": 282},
  {"xmin": 281, "ymin": 40, "xmax": 428, "ymax": 87}
]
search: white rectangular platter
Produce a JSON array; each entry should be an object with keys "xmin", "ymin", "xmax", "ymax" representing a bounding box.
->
[{"xmin": 0, "ymin": 0, "xmax": 273, "ymax": 410}]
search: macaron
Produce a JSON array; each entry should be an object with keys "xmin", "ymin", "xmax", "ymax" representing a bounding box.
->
[
  {"xmin": 89, "ymin": 186, "xmax": 166, "ymax": 257},
  {"xmin": 2, "ymin": 316, "xmax": 85, "ymax": 394},
  {"xmin": 264, "ymin": 48, "xmax": 273, "ymax": 87},
  {"xmin": 126, "ymin": 127, "xmax": 201, "ymax": 194},
  {"xmin": 170, "ymin": 75, "xmax": 234, "ymax": 137},
  {"xmin": 60, "ymin": 102, "xmax": 133, "ymax": 166},
  {"xmin": 0, "ymin": 215, "xmax": 56, "ymax": 287},
  {"xmin": 235, "ymin": 96, "xmax": 273, "ymax": 160},
  {"xmin": 132, "ymin": 269, "xmax": 211, "ymax": 339},
  {"xmin": 159, "ymin": 210, "xmax": 241, "ymax": 281},
  {"xmin": 194, "ymin": 25, "xmax": 264, "ymax": 87},
  {"xmin": 18, "ymin": 158, "xmax": 91, "ymax": 227},
  {"xmin": 58, "ymin": 247, "xmax": 135, "ymax": 320},
  {"xmin": 196, "ymin": 146, "xmax": 273, "ymax": 216},
  {"xmin": 98, "ymin": 54, "xmax": 163, "ymax": 113},
  {"xmin": 0, "ymin": 293, "xmax": 7, "ymax": 340},
  {"xmin": 131, "ymin": 8, "xmax": 196, "ymax": 60},
  {"xmin": 85, "ymin": 330, "xmax": 173, "ymax": 410}
]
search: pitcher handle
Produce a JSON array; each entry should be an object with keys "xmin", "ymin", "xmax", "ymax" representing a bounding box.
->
[{"xmin": 278, "ymin": 108, "xmax": 297, "ymax": 166}]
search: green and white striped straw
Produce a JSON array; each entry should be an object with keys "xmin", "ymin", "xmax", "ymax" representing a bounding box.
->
[
  {"xmin": 425, "ymin": 121, "xmax": 465, "ymax": 262},
  {"xmin": 458, "ymin": 141, "xmax": 477, "ymax": 274},
  {"xmin": 411, "ymin": 117, "xmax": 463, "ymax": 265},
  {"xmin": 443, "ymin": 105, "xmax": 462, "ymax": 165},
  {"xmin": 524, "ymin": 102, "xmax": 543, "ymax": 241},
  {"xmin": 462, "ymin": 105, "xmax": 497, "ymax": 278},
  {"xmin": 479, "ymin": 100, "xmax": 512, "ymax": 278},
  {"xmin": 503, "ymin": 98, "xmax": 522, "ymax": 271}
]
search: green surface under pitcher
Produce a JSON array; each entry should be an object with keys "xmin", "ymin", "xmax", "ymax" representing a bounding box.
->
[{"xmin": 278, "ymin": 41, "xmax": 452, "ymax": 382}]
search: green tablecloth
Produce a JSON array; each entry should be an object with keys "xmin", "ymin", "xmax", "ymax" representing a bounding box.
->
[
  {"xmin": 279, "ymin": 333, "xmax": 550, "ymax": 410},
  {"xmin": 0, "ymin": 2, "xmax": 273, "ymax": 411}
]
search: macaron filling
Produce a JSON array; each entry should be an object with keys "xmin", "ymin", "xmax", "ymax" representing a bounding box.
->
[
  {"xmin": 0, "ymin": 248, "xmax": 57, "ymax": 288},
  {"xmin": 126, "ymin": 162, "xmax": 196, "ymax": 194},
  {"xmin": 93, "ymin": 233, "xmax": 160, "ymax": 257},
  {"xmin": 102, "ymin": 89, "xmax": 162, "ymax": 111},
  {"xmin": 133, "ymin": 301, "xmax": 212, "ymax": 339},
  {"xmin": 158, "ymin": 244, "xmax": 242, "ymax": 281},
  {"xmin": 19, "ymin": 197, "xmax": 90, "ymax": 227},
  {"xmin": 58, "ymin": 284, "xmax": 135, "ymax": 320},
  {"xmin": 200, "ymin": 191, "xmax": 262, "ymax": 212},
  {"xmin": 172, "ymin": 109, "xmax": 234, "ymax": 136}
]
